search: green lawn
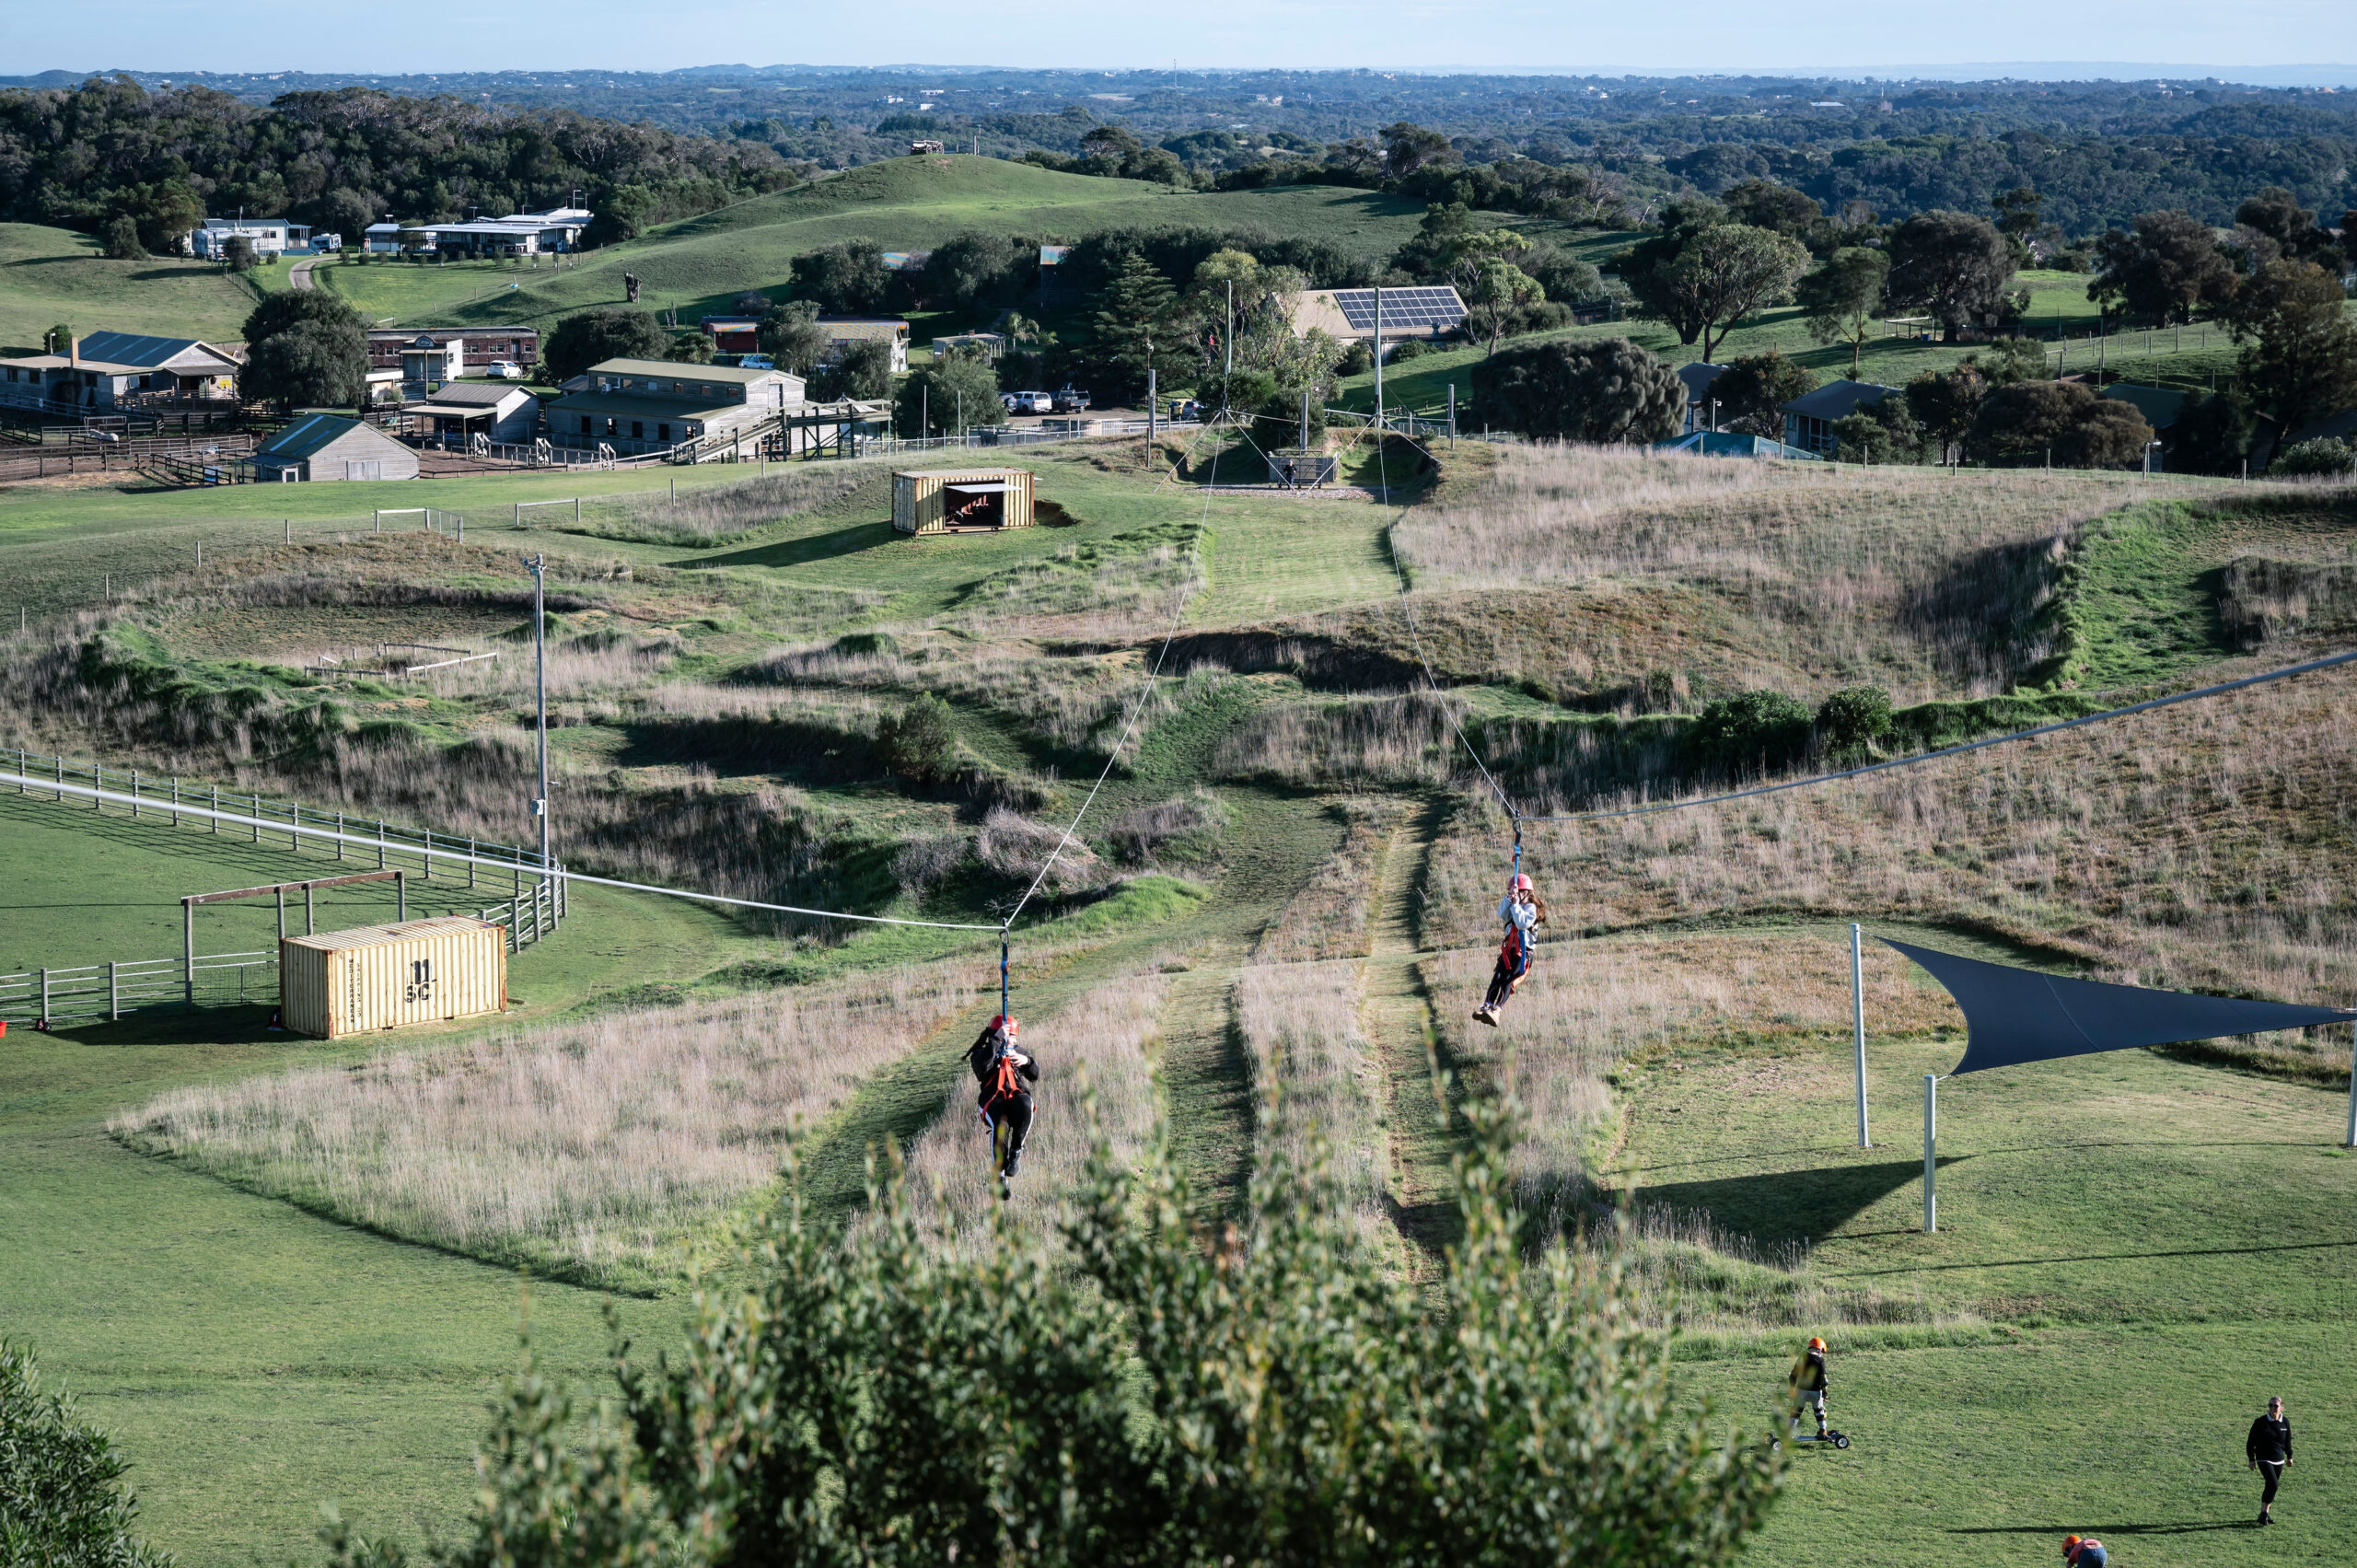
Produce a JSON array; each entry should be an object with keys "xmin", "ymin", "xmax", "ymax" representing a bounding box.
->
[
  {"xmin": 1600, "ymin": 928, "xmax": 2357, "ymax": 1565},
  {"xmin": 0, "ymin": 224, "xmax": 261, "ymax": 354}
]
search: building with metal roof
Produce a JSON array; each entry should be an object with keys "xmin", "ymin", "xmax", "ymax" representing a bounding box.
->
[
  {"xmin": 252, "ymin": 415, "xmax": 418, "ymax": 482},
  {"xmin": 1290, "ymin": 285, "xmax": 1466, "ymax": 344},
  {"xmin": 1782, "ymin": 378, "xmax": 1900, "ymax": 456},
  {"xmin": 400, "ymin": 383, "xmax": 540, "ymax": 446},
  {"xmin": 549, "ymin": 357, "xmax": 807, "ymax": 457},
  {"xmin": 0, "ymin": 332, "xmax": 241, "ymax": 412},
  {"xmin": 2101, "ymin": 383, "xmax": 2189, "ymax": 432}
]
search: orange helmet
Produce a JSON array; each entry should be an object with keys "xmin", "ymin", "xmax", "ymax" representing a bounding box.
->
[
  {"xmin": 1808, "ymin": 1337, "xmax": 1827, "ymax": 1352},
  {"xmin": 2062, "ymin": 1538, "xmax": 2082, "ymax": 1560},
  {"xmin": 991, "ymin": 1015, "xmax": 1018, "ymax": 1039},
  {"xmin": 1511, "ymin": 873, "xmax": 1534, "ymax": 893}
]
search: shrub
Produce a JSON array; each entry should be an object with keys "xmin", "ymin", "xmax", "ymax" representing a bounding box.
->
[
  {"xmin": 100, "ymin": 215, "xmax": 145, "ymax": 260},
  {"xmin": 544, "ymin": 308, "xmax": 669, "ymax": 380},
  {"xmin": 1816, "ymin": 684, "xmax": 1894, "ymax": 754},
  {"xmin": 2270, "ymin": 436, "xmax": 2357, "ymax": 478},
  {"xmin": 1968, "ymin": 380, "xmax": 2153, "ymax": 469},
  {"xmin": 1388, "ymin": 336, "xmax": 1428, "ymax": 361},
  {"xmin": 422, "ymin": 1100, "xmax": 1781, "ymax": 1565},
  {"xmin": 1338, "ymin": 340, "xmax": 1373, "ymax": 376},
  {"xmin": 1687, "ymin": 689, "xmax": 1812, "ymax": 774},
  {"xmin": 875, "ymin": 692, "xmax": 957, "ymax": 781},
  {"xmin": 0, "ymin": 1340, "xmax": 174, "ymax": 1567},
  {"xmin": 1470, "ymin": 336, "xmax": 1683, "ymax": 444}
]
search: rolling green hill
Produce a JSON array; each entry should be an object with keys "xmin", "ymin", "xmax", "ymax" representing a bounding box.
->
[{"xmin": 0, "ymin": 223, "xmax": 261, "ymax": 353}]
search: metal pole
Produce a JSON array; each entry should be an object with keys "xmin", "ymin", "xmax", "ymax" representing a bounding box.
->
[
  {"xmin": 276, "ymin": 887, "xmax": 284, "ymax": 946},
  {"xmin": 305, "ymin": 882, "xmax": 315, "ymax": 936},
  {"xmin": 528, "ymin": 553, "xmax": 551, "ymax": 874},
  {"xmin": 1923, "ymin": 1074, "xmax": 1938, "ymax": 1233},
  {"xmin": 1852, "ymin": 923, "xmax": 1870, "ymax": 1148},
  {"xmin": 2344, "ymin": 1022, "xmax": 2356, "ymax": 1148},
  {"xmin": 110, "ymin": 960, "xmax": 119, "ymax": 1021},
  {"xmin": 1373, "ymin": 285, "xmax": 1384, "ymax": 439},
  {"xmin": 1146, "ymin": 366, "xmax": 1156, "ymax": 461},
  {"xmin": 397, "ymin": 869, "xmax": 407, "ymax": 923},
  {"xmin": 183, "ymin": 899, "xmax": 195, "ymax": 1005},
  {"xmin": 1447, "ymin": 381, "xmax": 1457, "ymax": 446},
  {"xmin": 335, "ymin": 811, "xmax": 344, "ymax": 860}
]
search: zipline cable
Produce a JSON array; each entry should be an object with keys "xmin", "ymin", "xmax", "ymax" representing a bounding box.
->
[
  {"xmin": 1514, "ymin": 645, "xmax": 2357, "ymax": 826},
  {"xmin": 997, "ymin": 405, "xmax": 1230, "ymax": 933}
]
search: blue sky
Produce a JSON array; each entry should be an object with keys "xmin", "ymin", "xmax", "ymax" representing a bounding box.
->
[{"xmin": 4, "ymin": 0, "xmax": 2352, "ymax": 76}]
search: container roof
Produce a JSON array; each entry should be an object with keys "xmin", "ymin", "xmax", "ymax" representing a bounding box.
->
[
  {"xmin": 283, "ymin": 915, "xmax": 495, "ymax": 953},
  {"xmin": 589, "ymin": 358, "xmax": 782, "ymax": 385},
  {"xmin": 897, "ymin": 467, "xmax": 1030, "ymax": 479}
]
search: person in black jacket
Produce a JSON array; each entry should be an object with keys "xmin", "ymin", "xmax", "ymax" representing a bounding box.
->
[
  {"xmin": 1788, "ymin": 1336, "xmax": 1830, "ymax": 1441},
  {"xmin": 2247, "ymin": 1395, "xmax": 2293, "ymax": 1525},
  {"xmin": 968, "ymin": 1014, "xmax": 1039, "ymax": 1184}
]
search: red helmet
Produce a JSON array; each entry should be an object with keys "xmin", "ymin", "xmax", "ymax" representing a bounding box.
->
[
  {"xmin": 991, "ymin": 1015, "xmax": 1018, "ymax": 1038},
  {"xmin": 1511, "ymin": 873, "xmax": 1534, "ymax": 893},
  {"xmin": 1808, "ymin": 1336, "xmax": 1827, "ymax": 1352}
]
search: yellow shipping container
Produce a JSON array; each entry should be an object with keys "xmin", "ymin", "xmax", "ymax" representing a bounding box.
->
[
  {"xmin": 892, "ymin": 467, "xmax": 1035, "ymax": 535},
  {"xmin": 279, "ymin": 916, "xmax": 508, "ymax": 1040}
]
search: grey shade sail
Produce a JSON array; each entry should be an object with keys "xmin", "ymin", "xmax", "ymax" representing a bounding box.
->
[{"xmin": 1883, "ymin": 939, "xmax": 2352, "ymax": 1075}]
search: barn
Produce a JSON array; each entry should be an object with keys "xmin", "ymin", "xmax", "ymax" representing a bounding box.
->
[
  {"xmin": 892, "ymin": 468, "xmax": 1036, "ymax": 535},
  {"xmin": 252, "ymin": 414, "xmax": 420, "ymax": 482}
]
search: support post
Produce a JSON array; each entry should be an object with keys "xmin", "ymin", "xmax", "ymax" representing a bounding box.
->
[
  {"xmin": 335, "ymin": 812, "xmax": 344, "ymax": 860},
  {"xmin": 210, "ymin": 783, "xmax": 218, "ymax": 832},
  {"xmin": 2344, "ymin": 1022, "xmax": 2356, "ymax": 1148},
  {"xmin": 305, "ymin": 881, "xmax": 315, "ymax": 936},
  {"xmin": 1447, "ymin": 381, "xmax": 1457, "ymax": 446},
  {"xmin": 1852, "ymin": 923, "xmax": 1870, "ymax": 1147},
  {"xmin": 40, "ymin": 967, "xmax": 49, "ymax": 1026},
  {"xmin": 468, "ymin": 837, "xmax": 477, "ymax": 888},
  {"xmin": 276, "ymin": 887, "xmax": 284, "ymax": 946},
  {"xmin": 1922, "ymin": 1074, "xmax": 1938, "ymax": 1234},
  {"xmin": 183, "ymin": 899, "xmax": 195, "ymax": 1005},
  {"xmin": 110, "ymin": 960, "xmax": 119, "ymax": 1021},
  {"xmin": 396, "ymin": 870, "xmax": 407, "ymax": 923},
  {"xmin": 377, "ymin": 821, "xmax": 386, "ymax": 869},
  {"xmin": 1146, "ymin": 366, "xmax": 1156, "ymax": 464}
]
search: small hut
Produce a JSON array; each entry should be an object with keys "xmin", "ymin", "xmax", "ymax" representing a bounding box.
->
[{"xmin": 892, "ymin": 468, "xmax": 1036, "ymax": 535}]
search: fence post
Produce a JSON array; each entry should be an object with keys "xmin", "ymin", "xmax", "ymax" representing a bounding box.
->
[
  {"xmin": 305, "ymin": 881, "xmax": 315, "ymax": 936},
  {"xmin": 335, "ymin": 811, "xmax": 344, "ymax": 860},
  {"xmin": 55, "ymin": 754, "xmax": 63, "ymax": 802},
  {"xmin": 110, "ymin": 959, "xmax": 119, "ymax": 1022},
  {"xmin": 423, "ymin": 831, "xmax": 432, "ymax": 880},
  {"xmin": 276, "ymin": 887, "xmax": 284, "ymax": 946},
  {"xmin": 40, "ymin": 967, "xmax": 48, "ymax": 1026},
  {"xmin": 1923, "ymin": 1074, "xmax": 1938, "ymax": 1234},
  {"xmin": 183, "ymin": 899, "xmax": 195, "ymax": 1005},
  {"xmin": 210, "ymin": 782, "xmax": 218, "ymax": 833},
  {"xmin": 250, "ymin": 794, "xmax": 260, "ymax": 842},
  {"xmin": 467, "ymin": 837, "xmax": 476, "ymax": 889},
  {"xmin": 92, "ymin": 763, "xmax": 102, "ymax": 811},
  {"xmin": 377, "ymin": 822, "xmax": 386, "ymax": 869},
  {"xmin": 16, "ymin": 747, "xmax": 23, "ymax": 796},
  {"xmin": 170, "ymin": 776, "xmax": 180, "ymax": 826},
  {"xmin": 291, "ymin": 802, "xmax": 300, "ymax": 854},
  {"xmin": 396, "ymin": 869, "xmax": 407, "ymax": 923},
  {"xmin": 511, "ymin": 889, "xmax": 522, "ymax": 946},
  {"xmin": 131, "ymin": 770, "xmax": 139, "ymax": 819}
]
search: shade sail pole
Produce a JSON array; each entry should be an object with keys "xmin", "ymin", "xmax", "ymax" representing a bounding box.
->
[
  {"xmin": 1852, "ymin": 923, "xmax": 1870, "ymax": 1148},
  {"xmin": 2345, "ymin": 1023, "xmax": 2356, "ymax": 1149},
  {"xmin": 1923, "ymin": 1074, "xmax": 1938, "ymax": 1234}
]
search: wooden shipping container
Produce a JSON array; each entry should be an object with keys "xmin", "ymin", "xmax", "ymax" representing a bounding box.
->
[
  {"xmin": 279, "ymin": 915, "xmax": 507, "ymax": 1040},
  {"xmin": 892, "ymin": 467, "xmax": 1035, "ymax": 535}
]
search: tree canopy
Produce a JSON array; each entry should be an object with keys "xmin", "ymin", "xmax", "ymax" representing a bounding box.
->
[
  {"xmin": 1470, "ymin": 337, "xmax": 1685, "ymax": 445},
  {"xmin": 544, "ymin": 308, "xmax": 670, "ymax": 379},
  {"xmin": 2087, "ymin": 210, "xmax": 2239, "ymax": 326},
  {"xmin": 1886, "ymin": 209, "xmax": 2020, "ymax": 338}
]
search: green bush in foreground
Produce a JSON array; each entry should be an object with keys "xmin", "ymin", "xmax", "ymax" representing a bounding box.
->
[
  {"xmin": 426, "ymin": 1102, "xmax": 1780, "ymax": 1566},
  {"xmin": 0, "ymin": 1340, "xmax": 175, "ymax": 1567}
]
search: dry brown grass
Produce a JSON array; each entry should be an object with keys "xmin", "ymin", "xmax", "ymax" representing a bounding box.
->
[
  {"xmin": 1429, "ymin": 664, "xmax": 2357, "ymax": 1082},
  {"xmin": 892, "ymin": 970, "xmax": 1167, "ymax": 1255},
  {"xmin": 570, "ymin": 466, "xmax": 877, "ymax": 545},
  {"xmin": 1237, "ymin": 958, "xmax": 1384, "ymax": 1220},
  {"xmin": 110, "ymin": 962, "xmax": 973, "ymax": 1288},
  {"xmin": 1393, "ymin": 444, "xmax": 2244, "ymax": 697}
]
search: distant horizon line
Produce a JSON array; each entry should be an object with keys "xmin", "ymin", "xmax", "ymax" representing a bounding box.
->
[{"xmin": 13, "ymin": 61, "xmax": 2357, "ymax": 86}]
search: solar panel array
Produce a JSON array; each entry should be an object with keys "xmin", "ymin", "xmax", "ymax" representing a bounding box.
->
[{"xmin": 1330, "ymin": 287, "xmax": 1466, "ymax": 332}]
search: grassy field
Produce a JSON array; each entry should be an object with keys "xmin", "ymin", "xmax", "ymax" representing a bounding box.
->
[
  {"xmin": 0, "ymin": 224, "xmax": 261, "ymax": 353},
  {"xmin": 306, "ymin": 158, "xmax": 1473, "ymax": 336},
  {"xmin": 5, "ymin": 412, "xmax": 2357, "ymax": 1564}
]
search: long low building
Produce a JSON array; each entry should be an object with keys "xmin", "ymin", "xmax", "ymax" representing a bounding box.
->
[
  {"xmin": 549, "ymin": 358, "xmax": 807, "ymax": 457},
  {"xmin": 367, "ymin": 206, "xmax": 592, "ymax": 258},
  {"xmin": 366, "ymin": 327, "xmax": 539, "ymax": 379}
]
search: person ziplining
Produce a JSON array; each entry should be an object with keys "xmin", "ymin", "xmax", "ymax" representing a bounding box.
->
[
  {"xmin": 1473, "ymin": 870, "xmax": 1546, "ymax": 1027},
  {"xmin": 969, "ymin": 1012, "xmax": 1039, "ymax": 1189}
]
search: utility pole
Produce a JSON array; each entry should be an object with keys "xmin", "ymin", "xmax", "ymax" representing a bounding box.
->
[
  {"xmin": 1147, "ymin": 366, "xmax": 1157, "ymax": 463},
  {"xmin": 1224, "ymin": 281, "xmax": 1234, "ymax": 392},
  {"xmin": 526, "ymin": 554, "xmax": 550, "ymax": 876},
  {"xmin": 1373, "ymin": 285, "xmax": 1384, "ymax": 437}
]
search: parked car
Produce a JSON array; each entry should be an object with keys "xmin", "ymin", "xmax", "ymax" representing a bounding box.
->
[
  {"xmin": 485, "ymin": 360, "xmax": 525, "ymax": 380},
  {"xmin": 1050, "ymin": 386, "xmax": 1092, "ymax": 412},
  {"xmin": 737, "ymin": 354, "xmax": 775, "ymax": 369},
  {"xmin": 1167, "ymin": 398, "xmax": 1204, "ymax": 423}
]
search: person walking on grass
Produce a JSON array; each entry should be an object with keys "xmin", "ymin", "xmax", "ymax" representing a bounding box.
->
[
  {"xmin": 1788, "ymin": 1335, "xmax": 1831, "ymax": 1441},
  {"xmin": 2061, "ymin": 1534, "xmax": 2107, "ymax": 1566},
  {"xmin": 2247, "ymin": 1395, "xmax": 2293, "ymax": 1525},
  {"xmin": 1472, "ymin": 873, "xmax": 1545, "ymax": 1026}
]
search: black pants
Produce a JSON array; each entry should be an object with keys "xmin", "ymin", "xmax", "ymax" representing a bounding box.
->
[
  {"xmin": 987, "ymin": 1092, "xmax": 1033, "ymax": 1167},
  {"xmin": 2258, "ymin": 1461, "xmax": 2285, "ymax": 1510},
  {"xmin": 1483, "ymin": 955, "xmax": 1527, "ymax": 1011}
]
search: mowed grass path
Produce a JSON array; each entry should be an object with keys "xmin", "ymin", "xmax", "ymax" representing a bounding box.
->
[{"xmin": 1600, "ymin": 926, "xmax": 2357, "ymax": 1565}]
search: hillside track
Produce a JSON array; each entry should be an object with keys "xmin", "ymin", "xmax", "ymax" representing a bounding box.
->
[{"xmin": 1360, "ymin": 796, "xmax": 1461, "ymax": 1272}]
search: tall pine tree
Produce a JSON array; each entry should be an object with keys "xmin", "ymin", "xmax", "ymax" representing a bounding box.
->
[{"xmin": 1091, "ymin": 251, "xmax": 1185, "ymax": 402}]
